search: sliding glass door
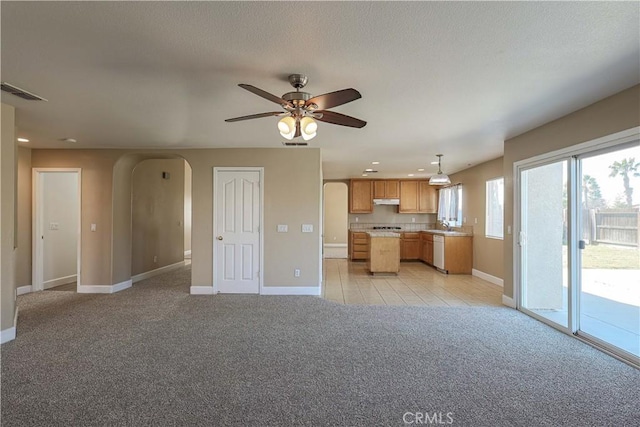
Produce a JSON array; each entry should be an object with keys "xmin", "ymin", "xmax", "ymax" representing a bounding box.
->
[
  {"xmin": 519, "ymin": 159, "xmax": 570, "ymax": 329},
  {"xmin": 577, "ymin": 146, "xmax": 639, "ymax": 358},
  {"xmin": 517, "ymin": 131, "xmax": 639, "ymax": 364}
]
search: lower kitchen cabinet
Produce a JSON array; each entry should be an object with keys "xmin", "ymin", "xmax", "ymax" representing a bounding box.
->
[
  {"xmin": 400, "ymin": 232, "xmax": 421, "ymax": 260},
  {"xmin": 349, "ymin": 231, "xmax": 370, "ymax": 260},
  {"xmin": 420, "ymin": 232, "xmax": 434, "ymax": 265},
  {"xmin": 443, "ymin": 236, "xmax": 473, "ymax": 274}
]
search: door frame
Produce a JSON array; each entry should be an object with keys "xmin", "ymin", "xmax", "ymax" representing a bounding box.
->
[
  {"xmin": 212, "ymin": 167, "xmax": 264, "ymax": 294},
  {"xmin": 32, "ymin": 168, "xmax": 82, "ymax": 292}
]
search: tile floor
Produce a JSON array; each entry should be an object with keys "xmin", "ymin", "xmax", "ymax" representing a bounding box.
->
[{"xmin": 322, "ymin": 259, "xmax": 503, "ymax": 307}]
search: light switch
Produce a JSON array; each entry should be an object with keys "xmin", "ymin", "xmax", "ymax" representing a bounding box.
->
[
  {"xmin": 277, "ymin": 224, "xmax": 288, "ymax": 233},
  {"xmin": 49, "ymin": 222, "xmax": 59, "ymax": 230},
  {"xmin": 507, "ymin": 225, "xmax": 512, "ymax": 235},
  {"xmin": 302, "ymin": 224, "xmax": 313, "ymax": 233},
  {"xmin": 91, "ymin": 224, "xmax": 97, "ymax": 232}
]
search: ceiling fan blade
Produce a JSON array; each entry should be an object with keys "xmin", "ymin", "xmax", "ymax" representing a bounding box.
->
[
  {"xmin": 238, "ymin": 84, "xmax": 292, "ymax": 107},
  {"xmin": 316, "ymin": 110, "xmax": 367, "ymax": 128},
  {"xmin": 225, "ymin": 111, "xmax": 284, "ymax": 122},
  {"xmin": 306, "ymin": 88, "xmax": 361, "ymax": 110},
  {"xmin": 294, "ymin": 120, "xmax": 301, "ymax": 138}
]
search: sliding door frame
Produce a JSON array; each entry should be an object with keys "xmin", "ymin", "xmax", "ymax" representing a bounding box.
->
[{"xmin": 514, "ymin": 126, "xmax": 639, "ymax": 365}]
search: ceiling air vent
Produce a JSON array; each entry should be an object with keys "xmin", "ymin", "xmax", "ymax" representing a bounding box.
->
[
  {"xmin": 1, "ymin": 82, "xmax": 48, "ymax": 101},
  {"xmin": 282, "ymin": 142, "xmax": 308, "ymax": 146}
]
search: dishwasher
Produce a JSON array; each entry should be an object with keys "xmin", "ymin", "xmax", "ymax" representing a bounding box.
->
[{"xmin": 433, "ymin": 235, "xmax": 445, "ymax": 271}]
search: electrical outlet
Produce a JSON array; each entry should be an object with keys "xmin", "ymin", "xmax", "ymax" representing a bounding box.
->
[
  {"xmin": 294, "ymin": 269, "xmax": 301, "ymax": 277},
  {"xmin": 153, "ymin": 255, "xmax": 158, "ymax": 263},
  {"xmin": 355, "ymin": 217, "xmax": 359, "ymax": 222},
  {"xmin": 474, "ymin": 218, "xmax": 478, "ymax": 224},
  {"xmin": 411, "ymin": 217, "xmax": 415, "ymax": 223}
]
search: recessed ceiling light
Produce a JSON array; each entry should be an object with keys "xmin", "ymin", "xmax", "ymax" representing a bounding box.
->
[
  {"xmin": 417, "ymin": 168, "xmax": 425, "ymax": 172},
  {"xmin": 365, "ymin": 168, "xmax": 374, "ymax": 172},
  {"xmin": 430, "ymin": 161, "xmax": 439, "ymax": 165},
  {"xmin": 17, "ymin": 137, "xmax": 29, "ymax": 142},
  {"xmin": 362, "ymin": 174, "xmax": 368, "ymax": 177},
  {"xmin": 372, "ymin": 161, "xmax": 380, "ymax": 165},
  {"xmin": 408, "ymin": 173, "xmax": 414, "ymax": 177},
  {"xmin": 60, "ymin": 138, "xmax": 77, "ymax": 143}
]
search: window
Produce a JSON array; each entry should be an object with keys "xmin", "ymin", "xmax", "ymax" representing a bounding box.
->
[
  {"xmin": 486, "ymin": 177, "xmax": 504, "ymax": 239},
  {"xmin": 437, "ymin": 185, "xmax": 462, "ymax": 227}
]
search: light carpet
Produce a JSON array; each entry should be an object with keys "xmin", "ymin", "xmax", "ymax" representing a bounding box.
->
[{"xmin": 1, "ymin": 266, "xmax": 638, "ymax": 426}]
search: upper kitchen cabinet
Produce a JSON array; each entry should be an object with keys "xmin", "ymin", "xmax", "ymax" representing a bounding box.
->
[
  {"xmin": 349, "ymin": 179, "xmax": 373, "ymax": 213},
  {"xmin": 399, "ymin": 181, "xmax": 419, "ymax": 213},
  {"xmin": 400, "ymin": 180, "xmax": 438, "ymax": 213},
  {"xmin": 418, "ymin": 181, "xmax": 438, "ymax": 213},
  {"xmin": 373, "ymin": 180, "xmax": 400, "ymax": 199}
]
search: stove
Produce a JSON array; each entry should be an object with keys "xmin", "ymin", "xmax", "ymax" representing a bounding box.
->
[{"xmin": 372, "ymin": 226, "xmax": 402, "ymax": 230}]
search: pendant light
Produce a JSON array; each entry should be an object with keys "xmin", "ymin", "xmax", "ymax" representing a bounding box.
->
[{"xmin": 429, "ymin": 154, "xmax": 451, "ymax": 185}]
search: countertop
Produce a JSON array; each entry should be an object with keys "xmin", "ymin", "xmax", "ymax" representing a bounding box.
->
[{"xmin": 421, "ymin": 230, "xmax": 473, "ymax": 237}]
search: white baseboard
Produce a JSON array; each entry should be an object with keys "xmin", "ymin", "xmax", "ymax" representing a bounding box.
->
[
  {"xmin": 190, "ymin": 286, "xmax": 214, "ymax": 295},
  {"xmin": 472, "ymin": 269, "xmax": 504, "ymax": 287},
  {"xmin": 261, "ymin": 286, "xmax": 321, "ymax": 296},
  {"xmin": 132, "ymin": 261, "xmax": 186, "ymax": 284},
  {"xmin": 323, "ymin": 243, "xmax": 348, "ymax": 259},
  {"xmin": 502, "ymin": 295, "xmax": 516, "ymax": 308},
  {"xmin": 43, "ymin": 274, "xmax": 77, "ymax": 290},
  {"xmin": 184, "ymin": 250, "xmax": 191, "ymax": 259},
  {"xmin": 1, "ymin": 308, "xmax": 18, "ymax": 344},
  {"xmin": 17, "ymin": 285, "xmax": 32, "ymax": 296},
  {"xmin": 77, "ymin": 279, "xmax": 132, "ymax": 294}
]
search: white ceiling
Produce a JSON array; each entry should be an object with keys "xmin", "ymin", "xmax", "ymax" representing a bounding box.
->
[{"xmin": 2, "ymin": 2, "xmax": 638, "ymax": 179}]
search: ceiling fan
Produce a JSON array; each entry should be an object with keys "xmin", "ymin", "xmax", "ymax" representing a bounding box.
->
[{"xmin": 225, "ymin": 74, "xmax": 366, "ymax": 141}]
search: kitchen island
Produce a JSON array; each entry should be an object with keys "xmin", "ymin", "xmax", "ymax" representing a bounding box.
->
[{"xmin": 366, "ymin": 231, "xmax": 401, "ymax": 275}]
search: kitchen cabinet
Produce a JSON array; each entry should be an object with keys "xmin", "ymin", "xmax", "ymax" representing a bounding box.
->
[
  {"xmin": 399, "ymin": 181, "xmax": 419, "ymax": 213},
  {"xmin": 349, "ymin": 231, "xmax": 370, "ymax": 260},
  {"xmin": 399, "ymin": 180, "xmax": 437, "ymax": 213},
  {"xmin": 366, "ymin": 233, "xmax": 400, "ymax": 274},
  {"xmin": 419, "ymin": 232, "xmax": 473, "ymax": 273},
  {"xmin": 443, "ymin": 235, "xmax": 473, "ymax": 274},
  {"xmin": 418, "ymin": 181, "xmax": 438, "ymax": 213},
  {"xmin": 349, "ymin": 180, "xmax": 373, "ymax": 213},
  {"xmin": 374, "ymin": 180, "xmax": 400, "ymax": 199},
  {"xmin": 420, "ymin": 232, "xmax": 434, "ymax": 265},
  {"xmin": 400, "ymin": 232, "xmax": 421, "ymax": 260}
]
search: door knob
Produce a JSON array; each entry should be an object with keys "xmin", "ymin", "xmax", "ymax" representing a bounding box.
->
[{"xmin": 217, "ymin": 236, "xmax": 223, "ymax": 241}]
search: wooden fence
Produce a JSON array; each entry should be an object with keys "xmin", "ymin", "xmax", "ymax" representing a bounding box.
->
[{"xmin": 583, "ymin": 208, "xmax": 639, "ymax": 247}]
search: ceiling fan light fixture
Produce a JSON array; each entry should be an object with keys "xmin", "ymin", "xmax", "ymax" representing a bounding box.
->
[
  {"xmin": 429, "ymin": 154, "xmax": 451, "ymax": 185},
  {"xmin": 300, "ymin": 116, "xmax": 317, "ymax": 134},
  {"xmin": 278, "ymin": 116, "xmax": 296, "ymax": 139}
]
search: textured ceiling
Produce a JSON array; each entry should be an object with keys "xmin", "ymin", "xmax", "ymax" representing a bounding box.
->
[{"xmin": 2, "ymin": 2, "xmax": 638, "ymax": 179}]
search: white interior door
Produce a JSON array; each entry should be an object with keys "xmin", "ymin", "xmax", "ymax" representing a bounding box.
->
[{"xmin": 214, "ymin": 169, "xmax": 261, "ymax": 294}]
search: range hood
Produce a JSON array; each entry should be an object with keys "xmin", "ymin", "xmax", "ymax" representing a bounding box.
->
[{"xmin": 373, "ymin": 198, "xmax": 400, "ymax": 205}]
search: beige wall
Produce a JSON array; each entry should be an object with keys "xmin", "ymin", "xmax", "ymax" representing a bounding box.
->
[
  {"xmin": 182, "ymin": 148, "xmax": 322, "ymax": 288},
  {"xmin": 25, "ymin": 148, "xmax": 322, "ymax": 291},
  {"xmin": 42, "ymin": 172, "xmax": 78, "ymax": 283},
  {"xmin": 16, "ymin": 146, "xmax": 31, "ymax": 288},
  {"xmin": 184, "ymin": 160, "xmax": 192, "ymax": 255},
  {"xmin": 31, "ymin": 150, "xmax": 122, "ymax": 286},
  {"xmin": 450, "ymin": 157, "xmax": 504, "ymax": 279},
  {"xmin": 323, "ymin": 182, "xmax": 348, "ymax": 245},
  {"xmin": 503, "ymin": 84, "xmax": 640, "ymax": 298},
  {"xmin": 1, "ymin": 103, "xmax": 16, "ymax": 332},
  {"xmin": 131, "ymin": 159, "xmax": 184, "ymax": 275}
]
